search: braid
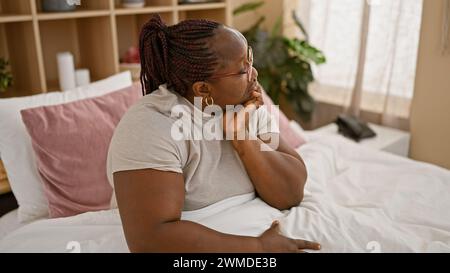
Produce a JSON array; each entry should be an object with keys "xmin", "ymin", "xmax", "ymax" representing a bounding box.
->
[{"xmin": 139, "ymin": 14, "xmax": 221, "ymax": 96}]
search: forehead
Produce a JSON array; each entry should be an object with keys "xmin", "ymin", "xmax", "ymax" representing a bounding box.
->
[{"xmin": 211, "ymin": 26, "xmax": 248, "ymax": 66}]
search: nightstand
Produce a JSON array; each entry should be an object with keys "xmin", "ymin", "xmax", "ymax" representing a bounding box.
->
[{"xmin": 314, "ymin": 123, "xmax": 411, "ymax": 157}]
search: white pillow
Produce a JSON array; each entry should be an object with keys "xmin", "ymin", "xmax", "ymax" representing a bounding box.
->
[
  {"xmin": 289, "ymin": 120, "xmax": 307, "ymax": 141},
  {"xmin": 0, "ymin": 71, "xmax": 133, "ymax": 223}
]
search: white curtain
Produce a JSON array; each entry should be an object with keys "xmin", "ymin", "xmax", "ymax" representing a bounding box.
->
[{"xmin": 295, "ymin": 0, "xmax": 423, "ymax": 127}]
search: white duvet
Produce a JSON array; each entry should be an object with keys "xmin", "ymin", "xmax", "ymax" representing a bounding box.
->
[{"xmin": 1, "ymin": 134, "xmax": 449, "ymax": 253}]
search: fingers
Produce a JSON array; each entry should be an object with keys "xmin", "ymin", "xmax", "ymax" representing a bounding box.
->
[
  {"xmin": 243, "ymin": 89, "xmax": 263, "ymax": 109},
  {"xmin": 252, "ymin": 91, "xmax": 262, "ymax": 99},
  {"xmin": 270, "ymin": 220, "xmax": 280, "ymax": 228},
  {"xmin": 250, "ymin": 91, "xmax": 264, "ymax": 107},
  {"xmin": 252, "ymin": 82, "xmax": 262, "ymax": 93},
  {"xmin": 269, "ymin": 220, "xmax": 281, "ymax": 234},
  {"xmin": 294, "ymin": 239, "xmax": 321, "ymax": 250},
  {"xmin": 243, "ymin": 100, "xmax": 258, "ymax": 115},
  {"xmin": 244, "ymin": 97, "xmax": 258, "ymax": 107},
  {"xmin": 268, "ymin": 220, "xmax": 320, "ymax": 250}
]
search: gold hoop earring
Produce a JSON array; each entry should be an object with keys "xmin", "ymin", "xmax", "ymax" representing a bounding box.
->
[{"xmin": 205, "ymin": 96, "xmax": 214, "ymax": 106}]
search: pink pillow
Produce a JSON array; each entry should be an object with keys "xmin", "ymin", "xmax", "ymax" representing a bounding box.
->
[
  {"xmin": 261, "ymin": 90, "xmax": 306, "ymax": 148},
  {"xmin": 20, "ymin": 83, "xmax": 142, "ymax": 218}
]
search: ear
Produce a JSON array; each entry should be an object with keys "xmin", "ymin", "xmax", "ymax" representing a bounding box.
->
[{"xmin": 192, "ymin": 81, "xmax": 212, "ymax": 98}]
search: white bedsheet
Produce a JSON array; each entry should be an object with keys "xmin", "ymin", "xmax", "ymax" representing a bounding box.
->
[
  {"xmin": 0, "ymin": 209, "xmax": 26, "ymax": 241},
  {"xmin": 1, "ymin": 134, "xmax": 449, "ymax": 253}
]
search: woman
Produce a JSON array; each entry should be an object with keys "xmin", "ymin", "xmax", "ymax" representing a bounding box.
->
[{"xmin": 107, "ymin": 14, "xmax": 320, "ymax": 253}]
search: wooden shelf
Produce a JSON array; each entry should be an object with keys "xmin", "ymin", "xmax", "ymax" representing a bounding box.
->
[
  {"xmin": 179, "ymin": 7, "xmax": 226, "ymax": 23},
  {"xmin": 119, "ymin": 63, "xmax": 140, "ymax": 82},
  {"xmin": 116, "ymin": 12, "xmax": 174, "ymax": 61},
  {"xmin": 177, "ymin": 2, "xmax": 226, "ymax": 11},
  {"xmin": 114, "ymin": 0, "xmax": 173, "ymax": 9},
  {"xmin": 0, "ymin": 0, "xmax": 231, "ymax": 97},
  {"xmin": 0, "ymin": 0, "xmax": 32, "ymax": 15},
  {"xmin": 37, "ymin": 10, "xmax": 111, "ymax": 20},
  {"xmin": 114, "ymin": 6, "xmax": 174, "ymax": 15},
  {"xmin": 0, "ymin": 14, "xmax": 33, "ymax": 23},
  {"xmin": 39, "ymin": 16, "xmax": 116, "ymax": 90},
  {"xmin": 0, "ymin": 0, "xmax": 32, "ymax": 23},
  {"xmin": 0, "ymin": 160, "xmax": 10, "ymax": 195},
  {"xmin": 36, "ymin": 0, "xmax": 111, "ymax": 12},
  {"xmin": 0, "ymin": 160, "xmax": 7, "ymax": 180},
  {"xmin": 0, "ymin": 179, "xmax": 11, "ymax": 195},
  {"xmin": 0, "ymin": 21, "xmax": 42, "ymax": 97}
]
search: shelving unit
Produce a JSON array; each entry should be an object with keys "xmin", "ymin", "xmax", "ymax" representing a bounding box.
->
[
  {"xmin": 116, "ymin": 11, "xmax": 174, "ymax": 60},
  {"xmin": 0, "ymin": 0, "xmax": 32, "ymax": 22},
  {"xmin": 0, "ymin": 21, "xmax": 42, "ymax": 97},
  {"xmin": 39, "ymin": 16, "xmax": 116, "ymax": 91},
  {"xmin": 0, "ymin": 0, "xmax": 232, "ymax": 98}
]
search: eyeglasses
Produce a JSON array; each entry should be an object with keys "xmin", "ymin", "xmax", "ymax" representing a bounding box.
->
[{"xmin": 209, "ymin": 46, "xmax": 253, "ymax": 82}]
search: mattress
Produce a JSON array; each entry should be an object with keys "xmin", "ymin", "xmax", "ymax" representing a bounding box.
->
[
  {"xmin": 0, "ymin": 133, "xmax": 449, "ymax": 252},
  {"xmin": 0, "ymin": 209, "xmax": 26, "ymax": 241}
]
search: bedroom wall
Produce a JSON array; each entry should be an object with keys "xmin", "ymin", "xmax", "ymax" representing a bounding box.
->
[
  {"xmin": 231, "ymin": 0, "xmax": 283, "ymax": 32},
  {"xmin": 410, "ymin": 0, "xmax": 450, "ymax": 170}
]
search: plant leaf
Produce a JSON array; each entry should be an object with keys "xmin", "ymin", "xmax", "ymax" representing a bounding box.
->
[
  {"xmin": 238, "ymin": 6, "xmax": 325, "ymax": 121},
  {"xmin": 243, "ymin": 16, "xmax": 266, "ymax": 39},
  {"xmin": 233, "ymin": 1, "xmax": 265, "ymax": 16},
  {"xmin": 271, "ymin": 16, "xmax": 282, "ymax": 37},
  {"xmin": 0, "ymin": 57, "xmax": 13, "ymax": 92},
  {"xmin": 292, "ymin": 11, "xmax": 309, "ymax": 41},
  {"xmin": 285, "ymin": 38, "xmax": 326, "ymax": 64}
]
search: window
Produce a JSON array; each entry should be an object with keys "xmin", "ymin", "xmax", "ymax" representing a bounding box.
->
[{"xmin": 296, "ymin": 0, "xmax": 423, "ymax": 118}]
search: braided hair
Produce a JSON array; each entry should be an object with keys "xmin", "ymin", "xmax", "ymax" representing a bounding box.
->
[{"xmin": 139, "ymin": 14, "xmax": 222, "ymax": 96}]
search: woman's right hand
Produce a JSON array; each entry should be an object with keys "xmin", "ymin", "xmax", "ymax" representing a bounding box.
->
[
  {"xmin": 222, "ymin": 89, "xmax": 264, "ymax": 141},
  {"xmin": 258, "ymin": 220, "xmax": 321, "ymax": 253}
]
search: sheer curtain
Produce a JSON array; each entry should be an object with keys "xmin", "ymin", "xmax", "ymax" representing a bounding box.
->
[{"xmin": 294, "ymin": 0, "xmax": 423, "ymax": 128}]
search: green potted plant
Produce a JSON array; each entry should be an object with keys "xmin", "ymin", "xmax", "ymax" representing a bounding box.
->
[
  {"xmin": 0, "ymin": 58, "xmax": 13, "ymax": 93},
  {"xmin": 234, "ymin": 1, "xmax": 326, "ymax": 121}
]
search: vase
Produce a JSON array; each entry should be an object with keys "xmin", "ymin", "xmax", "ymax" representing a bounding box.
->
[
  {"xmin": 122, "ymin": 0, "xmax": 146, "ymax": 8},
  {"xmin": 42, "ymin": 0, "xmax": 77, "ymax": 12}
]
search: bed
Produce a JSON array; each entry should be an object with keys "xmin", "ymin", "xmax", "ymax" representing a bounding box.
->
[{"xmin": 1, "ymin": 125, "xmax": 449, "ymax": 253}]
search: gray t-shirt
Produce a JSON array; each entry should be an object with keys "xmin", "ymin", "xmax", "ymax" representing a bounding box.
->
[{"xmin": 107, "ymin": 84, "xmax": 278, "ymax": 211}]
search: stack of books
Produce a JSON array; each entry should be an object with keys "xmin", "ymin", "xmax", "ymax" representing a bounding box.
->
[{"xmin": 0, "ymin": 160, "xmax": 11, "ymax": 195}]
